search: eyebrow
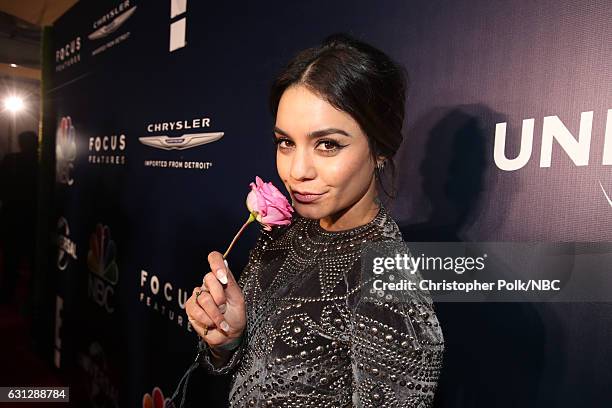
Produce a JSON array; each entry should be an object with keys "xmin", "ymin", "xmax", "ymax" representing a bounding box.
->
[{"xmin": 273, "ymin": 126, "xmax": 352, "ymax": 138}]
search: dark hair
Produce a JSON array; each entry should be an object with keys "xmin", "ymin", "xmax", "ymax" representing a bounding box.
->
[{"xmin": 269, "ymin": 32, "xmax": 408, "ymax": 201}]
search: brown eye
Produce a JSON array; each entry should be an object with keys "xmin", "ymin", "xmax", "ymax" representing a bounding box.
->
[
  {"xmin": 274, "ymin": 137, "xmax": 294, "ymax": 149},
  {"xmin": 315, "ymin": 139, "xmax": 345, "ymax": 152}
]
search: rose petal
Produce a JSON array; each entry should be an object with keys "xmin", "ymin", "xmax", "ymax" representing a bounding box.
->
[
  {"xmin": 247, "ymin": 176, "xmax": 294, "ymax": 229},
  {"xmin": 246, "ymin": 191, "xmax": 259, "ymax": 213},
  {"xmin": 261, "ymin": 206, "xmax": 284, "ymax": 224},
  {"xmin": 274, "ymin": 203, "xmax": 293, "ymax": 218},
  {"xmin": 256, "ymin": 192, "xmax": 267, "ymax": 217}
]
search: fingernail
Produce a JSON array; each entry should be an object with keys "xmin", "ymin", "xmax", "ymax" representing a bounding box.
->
[
  {"xmin": 216, "ymin": 268, "xmax": 228, "ymax": 284},
  {"xmin": 219, "ymin": 304, "xmax": 226, "ymax": 313},
  {"xmin": 220, "ymin": 320, "xmax": 229, "ymax": 331},
  {"xmin": 224, "ymin": 259, "xmax": 229, "ymax": 268}
]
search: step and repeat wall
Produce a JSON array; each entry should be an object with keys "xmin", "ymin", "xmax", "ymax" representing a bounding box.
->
[{"xmin": 47, "ymin": 0, "xmax": 611, "ymax": 407}]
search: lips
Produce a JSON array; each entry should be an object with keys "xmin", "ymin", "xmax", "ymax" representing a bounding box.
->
[
  {"xmin": 293, "ymin": 190, "xmax": 321, "ymax": 196},
  {"xmin": 292, "ymin": 190, "xmax": 324, "ymax": 204}
]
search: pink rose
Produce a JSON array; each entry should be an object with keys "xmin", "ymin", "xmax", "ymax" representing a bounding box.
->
[
  {"xmin": 246, "ymin": 176, "xmax": 294, "ymax": 231},
  {"xmin": 222, "ymin": 176, "xmax": 294, "ymax": 259}
]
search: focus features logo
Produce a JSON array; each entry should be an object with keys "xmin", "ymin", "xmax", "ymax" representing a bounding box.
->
[
  {"xmin": 55, "ymin": 36, "xmax": 81, "ymax": 71},
  {"xmin": 88, "ymin": 134, "xmax": 126, "ymax": 165},
  {"xmin": 139, "ymin": 269, "xmax": 193, "ymax": 333}
]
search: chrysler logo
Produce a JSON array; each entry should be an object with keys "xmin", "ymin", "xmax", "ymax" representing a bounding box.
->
[
  {"xmin": 138, "ymin": 132, "xmax": 224, "ymax": 150},
  {"xmin": 88, "ymin": 6, "xmax": 137, "ymax": 40}
]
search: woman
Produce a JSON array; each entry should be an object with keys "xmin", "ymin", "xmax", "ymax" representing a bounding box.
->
[{"xmin": 185, "ymin": 33, "xmax": 444, "ymax": 407}]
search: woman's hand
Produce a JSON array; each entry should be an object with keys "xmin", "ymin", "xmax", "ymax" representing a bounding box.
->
[{"xmin": 186, "ymin": 251, "xmax": 246, "ymax": 349}]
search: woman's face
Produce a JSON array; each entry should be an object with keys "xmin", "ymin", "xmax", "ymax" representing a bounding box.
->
[{"xmin": 274, "ymin": 85, "xmax": 378, "ymax": 221}]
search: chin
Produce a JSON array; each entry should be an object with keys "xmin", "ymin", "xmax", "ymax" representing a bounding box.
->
[{"xmin": 293, "ymin": 204, "xmax": 325, "ymax": 220}]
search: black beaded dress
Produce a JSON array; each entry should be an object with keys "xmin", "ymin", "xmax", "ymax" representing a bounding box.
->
[{"xmin": 197, "ymin": 204, "xmax": 445, "ymax": 407}]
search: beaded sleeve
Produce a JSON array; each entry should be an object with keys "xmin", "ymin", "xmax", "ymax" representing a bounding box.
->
[
  {"xmin": 197, "ymin": 230, "xmax": 269, "ymax": 375},
  {"xmin": 344, "ymin": 240, "xmax": 445, "ymax": 407}
]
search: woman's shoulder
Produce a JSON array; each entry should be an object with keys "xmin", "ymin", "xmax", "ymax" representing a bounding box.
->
[
  {"xmin": 341, "ymin": 206, "xmax": 412, "ymax": 285},
  {"xmin": 372, "ymin": 205, "xmax": 405, "ymax": 243}
]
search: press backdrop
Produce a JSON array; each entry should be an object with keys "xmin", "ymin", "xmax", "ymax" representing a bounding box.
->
[{"xmin": 43, "ymin": 0, "xmax": 611, "ymax": 406}]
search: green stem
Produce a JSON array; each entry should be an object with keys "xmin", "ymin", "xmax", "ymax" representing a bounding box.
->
[{"xmin": 223, "ymin": 213, "xmax": 256, "ymax": 259}]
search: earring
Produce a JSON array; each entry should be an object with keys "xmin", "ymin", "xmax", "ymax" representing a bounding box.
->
[{"xmin": 376, "ymin": 160, "xmax": 386, "ymax": 170}]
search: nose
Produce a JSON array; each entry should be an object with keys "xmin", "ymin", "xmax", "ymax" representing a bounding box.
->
[{"xmin": 289, "ymin": 146, "xmax": 316, "ymax": 181}]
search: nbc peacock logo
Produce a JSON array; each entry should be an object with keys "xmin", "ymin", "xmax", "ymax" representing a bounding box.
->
[
  {"xmin": 87, "ymin": 224, "xmax": 119, "ymax": 284},
  {"xmin": 87, "ymin": 224, "xmax": 119, "ymax": 313},
  {"xmin": 142, "ymin": 386, "xmax": 175, "ymax": 408}
]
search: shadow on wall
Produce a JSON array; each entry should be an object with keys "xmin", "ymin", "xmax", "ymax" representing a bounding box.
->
[
  {"xmin": 398, "ymin": 106, "xmax": 496, "ymax": 241},
  {"xmin": 397, "ymin": 107, "xmax": 561, "ymax": 407}
]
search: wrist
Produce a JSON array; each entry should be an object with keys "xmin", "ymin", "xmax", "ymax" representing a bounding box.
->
[{"xmin": 211, "ymin": 333, "xmax": 244, "ymax": 353}]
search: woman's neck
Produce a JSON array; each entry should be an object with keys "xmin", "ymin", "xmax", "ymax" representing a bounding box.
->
[{"xmin": 319, "ymin": 184, "xmax": 380, "ymax": 232}]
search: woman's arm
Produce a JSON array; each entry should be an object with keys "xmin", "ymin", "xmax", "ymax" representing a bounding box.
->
[
  {"xmin": 197, "ymin": 334, "xmax": 247, "ymax": 375},
  {"xmin": 197, "ymin": 231, "xmax": 268, "ymax": 375},
  {"xmin": 209, "ymin": 344, "xmax": 234, "ymax": 367},
  {"xmin": 345, "ymin": 241, "xmax": 445, "ymax": 407}
]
